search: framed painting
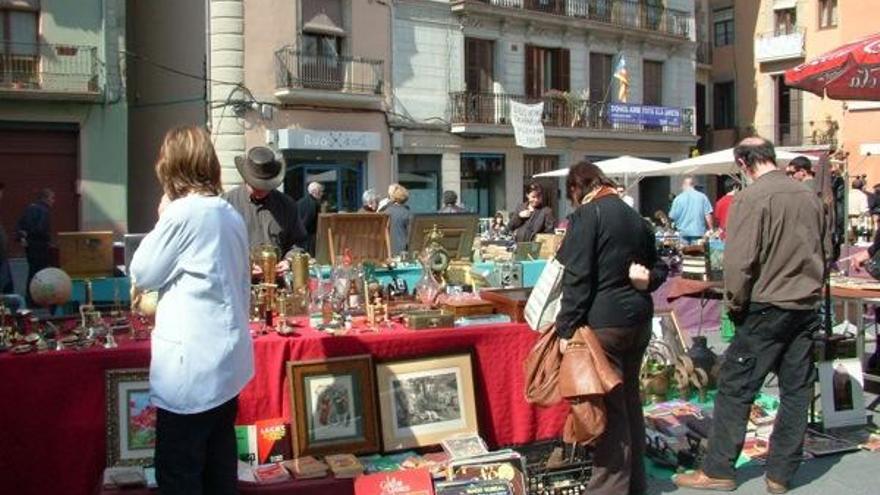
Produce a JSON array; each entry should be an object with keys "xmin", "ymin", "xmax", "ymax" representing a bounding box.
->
[
  {"xmin": 818, "ymin": 358, "xmax": 867, "ymax": 429},
  {"xmin": 105, "ymin": 368, "xmax": 155, "ymax": 467},
  {"xmin": 287, "ymin": 355, "xmax": 380, "ymax": 457},
  {"xmin": 376, "ymin": 353, "xmax": 479, "ymax": 452}
]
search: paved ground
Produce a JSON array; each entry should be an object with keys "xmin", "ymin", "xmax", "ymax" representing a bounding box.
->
[{"xmin": 646, "ymin": 329, "xmax": 879, "ymax": 495}]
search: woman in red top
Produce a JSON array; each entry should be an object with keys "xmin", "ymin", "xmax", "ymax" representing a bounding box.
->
[{"xmin": 714, "ymin": 179, "xmax": 737, "ymax": 238}]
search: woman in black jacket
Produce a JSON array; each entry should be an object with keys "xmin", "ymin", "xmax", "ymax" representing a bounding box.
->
[{"xmin": 554, "ymin": 161, "xmax": 667, "ymax": 495}]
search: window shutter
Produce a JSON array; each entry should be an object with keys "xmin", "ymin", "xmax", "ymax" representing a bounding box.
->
[
  {"xmin": 525, "ymin": 45, "xmax": 537, "ymax": 98},
  {"xmin": 558, "ymin": 49, "xmax": 570, "ymax": 92}
]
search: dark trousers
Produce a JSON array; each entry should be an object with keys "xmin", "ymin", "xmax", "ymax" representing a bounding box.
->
[
  {"xmin": 155, "ymin": 397, "xmax": 239, "ymax": 495},
  {"xmin": 588, "ymin": 322, "xmax": 652, "ymax": 495},
  {"xmin": 24, "ymin": 247, "xmax": 49, "ymax": 306},
  {"xmin": 703, "ymin": 305, "xmax": 817, "ymax": 485}
]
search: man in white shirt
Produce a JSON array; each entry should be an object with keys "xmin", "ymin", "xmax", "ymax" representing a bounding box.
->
[
  {"xmin": 616, "ymin": 185, "xmax": 635, "ymax": 208},
  {"xmin": 849, "ymin": 178, "xmax": 869, "ymax": 217}
]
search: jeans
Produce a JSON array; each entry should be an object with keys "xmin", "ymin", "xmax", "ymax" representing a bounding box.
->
[
  {"xmin": 587, "ymin": 322, "xmax": 652, "ymax": 495},
  {"xmin": 703, "ymin": 305, "xmax": 817, "ymax": 485},
  {"xmin": 155, "ymin": 397, "xmax": 239, "ymax": 495}
]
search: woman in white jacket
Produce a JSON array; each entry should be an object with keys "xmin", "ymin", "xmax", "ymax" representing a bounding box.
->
[{"xmin": 130, "ymin": 126, "xmax": 253, "ymax": 495}]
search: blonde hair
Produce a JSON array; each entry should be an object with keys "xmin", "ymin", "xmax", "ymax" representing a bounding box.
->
[
  {"xmin": 155, "ymin": 126, "xmax": 222, "ymax": 200},
  {"xmin": 388, "ymin": 183, "xmax": 409, "ymax": 204}
]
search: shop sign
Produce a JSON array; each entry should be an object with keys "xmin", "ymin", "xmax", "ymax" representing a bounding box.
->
[
  {"xmin": 608, "ymin": 103, "xmax": 682, "ymax": 127},
  {"xmin": 277, "ymin": 129, "xmax": 382, "ymax": 151}
]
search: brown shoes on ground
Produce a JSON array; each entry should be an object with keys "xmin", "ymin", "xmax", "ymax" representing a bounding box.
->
[
  {"xmin": 673, "ymin": 471, "xmax": 736, "ymax": 491},
  {"xmin": 672, "ymin": 470, "xmax": 789, "ymax": 494}
]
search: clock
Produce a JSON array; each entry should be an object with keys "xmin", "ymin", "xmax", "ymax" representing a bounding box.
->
[{"xmin": 419, "ymin": 226, "xmax": 450, "ymax": 281}]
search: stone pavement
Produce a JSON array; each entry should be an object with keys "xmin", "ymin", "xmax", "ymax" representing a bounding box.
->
[{"xmin": 646, "ymin": 329, "xmax": 879, "ymax": 495}]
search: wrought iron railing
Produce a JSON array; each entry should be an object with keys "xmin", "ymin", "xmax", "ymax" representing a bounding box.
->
[
  {"xmin": 696, "ymin": 41, "xmax": 712, "ymax": 65},
  {"xmin": 449, "ymin": 91, "xmax": 694, "ymax": 135},
  {"xmin": 469, "ymin": 0, "xmax": 693, "ymax": 38},
  {"xmin": 0, "ymin": 42, "xmax": 98, "ymax": 93},
  {"xmin": 274, "ymin": 47, "xmax": 384, "ymax": 95}
]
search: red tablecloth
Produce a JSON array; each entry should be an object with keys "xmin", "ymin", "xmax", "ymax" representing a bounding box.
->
[
  {"xmin": 0, "ymin": 321, "xmax": 567, "ymax": 495},
  {"xmin": 101, "ymin": 477, "xmax": 354, "ymax": 495}
]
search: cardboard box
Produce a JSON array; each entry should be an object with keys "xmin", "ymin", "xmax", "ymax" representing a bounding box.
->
[{"xmin": 57, "ymin": 231, "xmax": 114, "ymax": 278}]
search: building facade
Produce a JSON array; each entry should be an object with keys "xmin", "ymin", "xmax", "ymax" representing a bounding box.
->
[
  {"xmin": 392, "ymin": 0, "xmax": 698, "ymax": 218},
  {"xmin": 0, "ymin": 0, "xmax": 128, "ymax": 248},
  {"xmin": 704, "ymin": 0, "xmax": 880, "ymax": 183},
  {"xmin": 209, "ymin": 0, "xmax": 393, "ymax": 212}
]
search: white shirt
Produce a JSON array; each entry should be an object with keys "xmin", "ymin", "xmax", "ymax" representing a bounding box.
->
[
  {"xmin": 130, "ymin": 195, "xmax": 254, "ymax": 414},
  {"xmin": 849, "ymin": 188, "xmax": 869, "ymax": 216}
]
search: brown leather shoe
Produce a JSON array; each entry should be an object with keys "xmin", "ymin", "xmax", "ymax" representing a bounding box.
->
[
  {"xmin": 673, "ymin": 470, "xmax": 736, "ymax": 491},
  {"xmin": 766, "ymin": 477, "xmax": 788, "ymax": 494}
]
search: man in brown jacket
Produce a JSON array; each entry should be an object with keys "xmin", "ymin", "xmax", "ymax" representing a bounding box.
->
[{"xmin": 675, "ymin": 137, "xmax": 825, "ymax": 494}]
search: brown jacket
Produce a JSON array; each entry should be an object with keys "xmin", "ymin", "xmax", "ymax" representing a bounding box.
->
[{"xmin": 724, "ymin": 170, "xmax": 826, "ymax": 315}]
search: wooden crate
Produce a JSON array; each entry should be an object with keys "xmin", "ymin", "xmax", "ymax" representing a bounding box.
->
[
  {"xmin": 440, "ymin": 298, "xmax": 496, "ymax": 318},
  {"xmin": 479, "ymin": 287, "xmax": 531, "ymax": 323},
  {"xmin": 315, "ymin": 213, "xmax": 391, "ymax": 266},
  {"xmin": 57, "ymin": 231, "xmax": 114, "ymax": 278}
]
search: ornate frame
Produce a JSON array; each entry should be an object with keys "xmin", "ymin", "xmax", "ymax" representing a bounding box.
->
[{"xmin": 105, "ymin": 368, "xmax": 154, "ymax": 467}]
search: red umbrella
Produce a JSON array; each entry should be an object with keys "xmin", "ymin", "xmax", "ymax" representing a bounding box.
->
[{"xmin": 785, "ymin": 32, "xmax": 880, "ymax": 100}]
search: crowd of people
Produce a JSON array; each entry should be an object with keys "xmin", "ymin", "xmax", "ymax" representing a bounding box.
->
[{"xmin": 0, "ymin": 126, "xmax": 868, "ymax": 494}]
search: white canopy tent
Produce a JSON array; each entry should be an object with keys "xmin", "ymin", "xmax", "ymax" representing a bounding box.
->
[{"xmin": 533, "ymin": 149, "xmax": 816, "ymax": 179}]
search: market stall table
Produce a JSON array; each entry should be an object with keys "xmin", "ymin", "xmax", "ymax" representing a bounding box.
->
[
  {"xmin": 0, "ymin": 320, "xmax": 567, "ymax": 495},
  {"xmin": 830, "ymin": 282, "xmax": 880, "ymax": 385}
]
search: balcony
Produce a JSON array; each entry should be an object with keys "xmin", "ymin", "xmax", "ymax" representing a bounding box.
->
[
  {"xmin": 274, "ymin": 47, "xmax": 384, "ymax": 109},
  {"xmin": 449, "ymin": 92, "xmax": 694, "ymax": 140},
  {"xmin": 0, "ymin": 43, "xmax": 99, "ymax": 101},
  {"xmin": 755, "ymin": 28, "xmax": 805, "ymax": 63},
  {"xmin": 696, "ymin": 40, "xmax": 712, "ymax": 66},
  {"xmin": 452, "ymin": 0, "xmax": 693, "ymax": 39}
]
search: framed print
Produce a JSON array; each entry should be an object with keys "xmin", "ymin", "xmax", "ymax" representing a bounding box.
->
[
  {"xmin": 105, "ymin": 368, "xmax": 155, "ymax": 467},
  {"xmin": 287, "ymin": 355, "xmax": 380, "ymax": 457},
  {"xmin": 818, "ymin": 358, "xmax": 867, "ymax": 429},
  {"xmin": 376, "ymin": 353, "xmax": 479, "ymax": 452}
]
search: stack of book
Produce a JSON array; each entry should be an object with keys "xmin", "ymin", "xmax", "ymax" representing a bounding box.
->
[
  {"xmin": 435, "ymin": 450, "xmax": 527, "ymax": 495},
  {"xmin": 325, "ymin": 453, "xmax": 365, "ymax": 478},
  {"xmin": 252, "ymin": 463, "xmax": 291, "ymax": 484},
  {"xmin": 283, "ymin": 456, "xmax": 329, "ymax": 479}
]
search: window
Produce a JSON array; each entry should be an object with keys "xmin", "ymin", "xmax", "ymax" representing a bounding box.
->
[
  {"xmin": 713, "ymin": 8, "xmax": 734, "ymax": 47},
  {"xmin": 398, "ymin": 155, "xmax": 442, "ymax": 213},
  {"xmin": 589, "ymin": 53, "xmax": 613, "ymax": 102},
  {"xmin": 0, "ymin": 7, "xmax": 39, "ymax": 87},
  {"xmin": 300, "ymin": 33, "xmax": 343, "ymax": 89},
  {"xmin": 713, "ymin": 81, "xmax": 735, "ymax": 129},
  {"xmin": 819, "ymin": 0, "xmax": 838, "ymax": 29},
  {"xmin": 774, "ymin": 76, "xmax": 803, "ymax": 146},
  {"xmin": 524, "ymin": 45, "xmax": 569, "ymax": 98},
  {"xmin": 302, "ymin": 33, "xmax": 341, "ymax": 59},
  {"xmin": 642, "ymin": 60, "xmax": 663, "ymax": 106},
  {"xmin": 465, "ymin": 38, "xmax": 494, "ymax": 93},
  {"xmin": 774, "ymin": 8, "xmax": 796, "ymax": 36},
  {"xmin": 460, "ymin": 154, "xmax": 505, "ymax": 218}
]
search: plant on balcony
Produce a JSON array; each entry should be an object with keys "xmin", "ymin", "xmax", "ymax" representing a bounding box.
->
[
  {"xmin": 810, "ymin": 116, "xmax": 839, "ymax": 147},
  {"xmin": 541, "ymin": 89, "xmax": 589, "ymax": 127}
]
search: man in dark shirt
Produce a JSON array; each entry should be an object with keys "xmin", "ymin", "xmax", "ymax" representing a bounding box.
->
[
  {"xmin": 16, "ymin": 188, "xmax": 54, "ymax": 304},
  {"xmin": 223, "ymin": 147, "xmax": 306, "ymax": 273},
  {"xmin": 508, "ymin": 183, "xmax": 555, "ymax": 242},
  {"xmin": 0, "ymin": 183, "xmax": 13, "ymax": 294},
  {"xmin": 675, "ymin": 137, "xmax": 825, "ymax": 494},
  {"xmin": 297, "ymin": 182, "xmax": 323, "ymax": 257}
]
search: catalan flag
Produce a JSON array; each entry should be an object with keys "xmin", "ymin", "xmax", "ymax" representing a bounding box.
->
[{"xmin": 612, "ymin": 54, "xmax": 630, "ymax": 103}]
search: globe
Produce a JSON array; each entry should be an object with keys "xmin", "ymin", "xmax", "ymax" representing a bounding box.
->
[
  {"xmin": 136, "ymin": 291, "xmax": 159, "ymax": 317},
  {"xmin": 29, "ymin": 268, "xmax": 73, "ymax": 307}
]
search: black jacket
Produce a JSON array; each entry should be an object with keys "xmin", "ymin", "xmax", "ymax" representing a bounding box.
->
[
  {"xmin": 508, "ymin": 204, "xmax": 555, "ymax": 242},
  {"xmin": 555, "ymin": 195, "xmax": 667, "ymax": 339}
]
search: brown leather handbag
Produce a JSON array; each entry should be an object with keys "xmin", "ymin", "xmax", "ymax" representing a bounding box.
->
[{"xmin": 524, "ymin": 325, "xmax": 622, "ymax": 445}]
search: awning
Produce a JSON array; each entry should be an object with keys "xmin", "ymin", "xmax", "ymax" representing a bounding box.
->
[
  {"xmin": 773, "ymin": 0, "xmax": 797, "ymax": 10},
  {"xmin": 302, "ymin": 0, "xmax": 345, "ymax": 36}
]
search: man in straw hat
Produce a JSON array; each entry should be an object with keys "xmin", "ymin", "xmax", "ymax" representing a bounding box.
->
[{"xmin": 223, "ymin": 146, "xmax": 306, "ymax": 275}]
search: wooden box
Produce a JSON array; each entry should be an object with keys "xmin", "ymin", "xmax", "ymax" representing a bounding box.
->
[
  {"xmin": 479, "ymin": 288, "xmax": 531, "ymax": 323},
  {"xmin": 440, "ymin": 298, "xmax": 496, "ymax": 318},
  {"xmin": 535, "ymin": 233, "xmax": 564, "ymax": 259},
  {"xmin": 57, "ymin": 231, "xmax": 114, "ymax": 278},
  {"xmin": 402, "ymin": 310, "xmax": 455, "ymax": 330},
  {"xmin": 315, "ymin": 213, "xmax": 391, "ymax": 266}
]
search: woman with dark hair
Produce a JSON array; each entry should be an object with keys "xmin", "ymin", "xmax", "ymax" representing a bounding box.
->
[
  {"xmin": 508, "ymin": 182, "xmax": 555, "ymax": 242},
  {"xmin": 554, "ymin": 161, "xmax": 667, "ymax": 495}
]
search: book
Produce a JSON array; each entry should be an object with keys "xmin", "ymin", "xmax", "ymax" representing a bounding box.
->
[
  {"xmin": 441, "ymin": 433, "xmax": 489, "ymax": 459},
  {"xmin": 235, "ymin": 425, "xmax": 258, "ymax": 466},
  {"xmin": 435, "ymin": 479, "xmax": 514, "ymax": 495},
  {"xmin": 448, "ymin": 451, "xmax": 527, "ymax": 495},
  {"xmin": 325, "ymin": 453, "xmax": 365, "ymax": 478},
  {"xmin": 102, "ymin": 466, "xmax": 146, "ymax": 489},
  {"xmin": 354, "ymin": 467, "xmax": 434, "ymax": 495},
  {"xmin": 253, "ymin": 463, "xmax": 292, "ymax": 484},
  {"xmin": 282, "ymin": 456, "xmax": 329, "ymax": 479},
  {"xmin": 255, "ymin": 418, "xmax": 292, "ymax": 464}
]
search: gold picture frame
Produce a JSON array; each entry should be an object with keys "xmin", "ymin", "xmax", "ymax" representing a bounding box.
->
[
  {"xmin": 105, "ymin": 368, "xmax": 155, "ymax": 467},
  {"xmin": 376, "ymin": 353, "xmax": 479, "ymax": 452},
  {"xmin": 287, "ymin": 355, "xmax": 381, "ymax": 457}
]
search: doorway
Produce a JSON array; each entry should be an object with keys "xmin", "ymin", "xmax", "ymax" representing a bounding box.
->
[
  {"xmin": 285, "ymin": 162, "xmax": 364, "ymax": 213},
  {"xmin": 460, "ymin": 153, "xmax": 506, "ymax": 217}
]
